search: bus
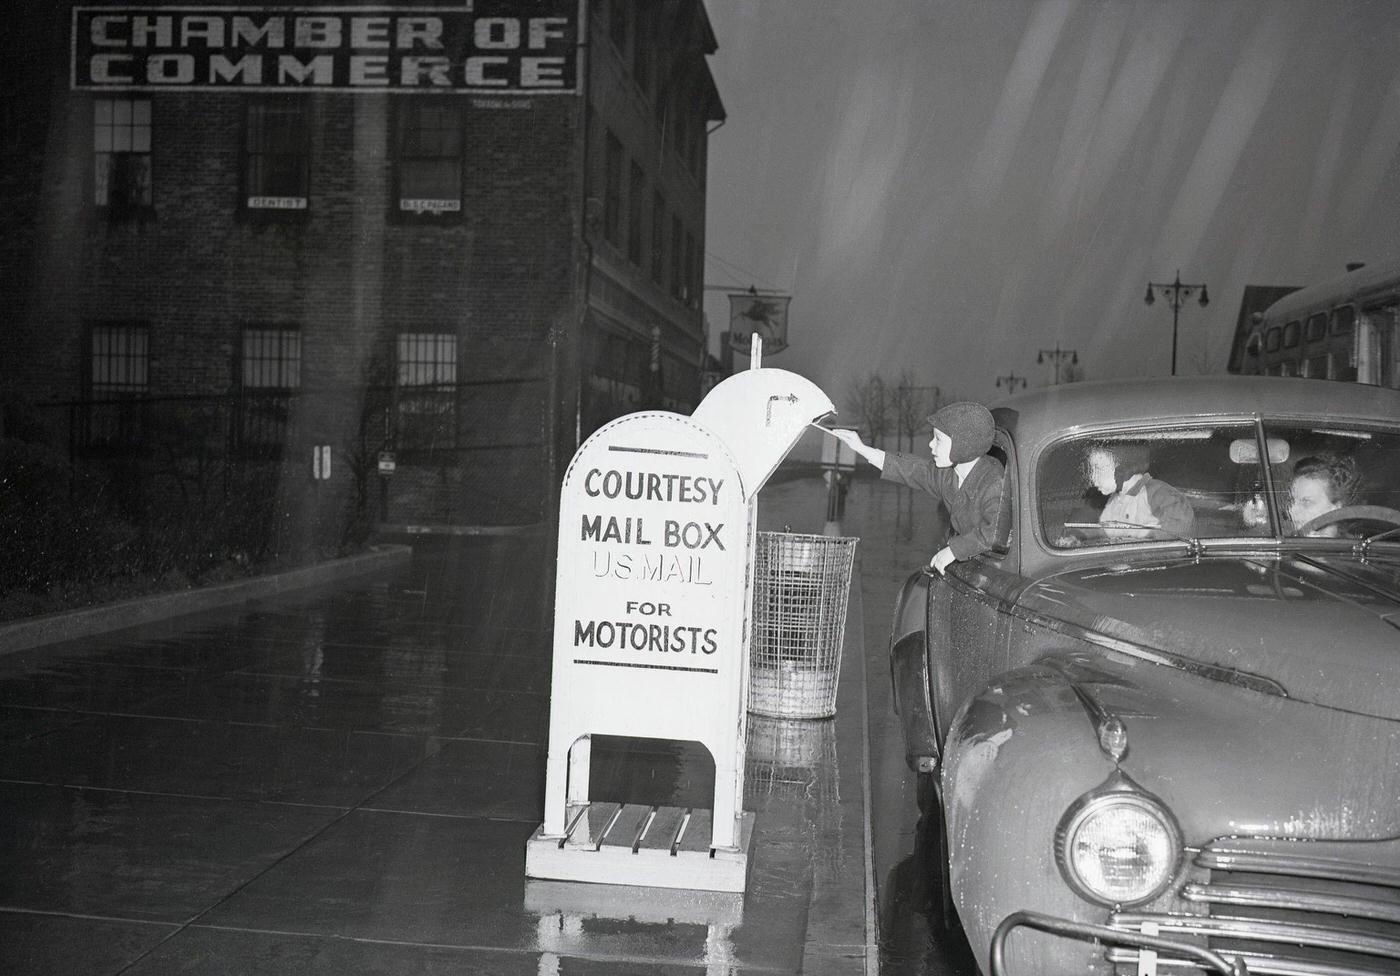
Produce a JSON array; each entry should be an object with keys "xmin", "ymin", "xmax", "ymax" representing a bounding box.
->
[{"xmin": 1230, "ymin": 258, "xmax": 1400, "ymax": 388}]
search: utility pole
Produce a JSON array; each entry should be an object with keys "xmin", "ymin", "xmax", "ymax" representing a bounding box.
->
[
  {"xmin": 1145, "ymin": 272, "xmax": 1209, "ymax": 376},
  {"xmin": 1037, "ymin": 346, "xmax": 1078, "ymax": 385}
]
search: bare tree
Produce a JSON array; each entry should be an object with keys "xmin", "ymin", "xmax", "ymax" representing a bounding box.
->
[
  {"xmin": 889, "ymin": 371, "xmax": 918, "ymax": 453},
  {"xmin": 846, "ymin": 372, "xmax": 890, "ymax": 448}
]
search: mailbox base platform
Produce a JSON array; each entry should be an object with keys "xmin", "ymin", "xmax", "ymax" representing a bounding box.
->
[{"xmin": 526, "ymin": 802, "xmax": 754, "ymax": 892}]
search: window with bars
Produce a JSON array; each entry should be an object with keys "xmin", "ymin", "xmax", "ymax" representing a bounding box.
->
[
  {"xmin": 245, "ymin": 100, "xmax": 310, "ymax": 210},
  {"xmin": 85, "ymin": 323, "xmax": 149, "ymax": 448},
  {"xmin": 93, "ymin": 97, "xmax": 152, "ymax": 213},
  {"xmin": 396, "ymin": 101, "xmax": 463, "ymax": 216},
  {"xmin": 396, "ymin": 333, "xmax": 458, "ymax": 454},
  {"xmin": 237, "ymin": 326, "xmax": 300, "ymax": 452},
  {"xmin": 627, "ymin": 162, "xmax": 645, "ymax": 266},
  {"xmin": 241, "ymin": 327, "xmax": 301, "ymax": 389}
]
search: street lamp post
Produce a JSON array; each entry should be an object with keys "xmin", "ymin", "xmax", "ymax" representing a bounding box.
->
[
  {"xmin": 1037, "ymin": 346, "xmax": 1079, "ymax": 384},
  {"xmin": 1144, "ymin": 271, "xmax": 1209, "ymax": 376},
  {"xmin": 995, "ymin": 372, "xmax": 1027, "ymax": 392}
]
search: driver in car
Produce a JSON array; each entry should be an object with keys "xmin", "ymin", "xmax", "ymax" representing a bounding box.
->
[{"xmin": 1287, "ymin": 454, "xmax": 1360, "ymax": 537}]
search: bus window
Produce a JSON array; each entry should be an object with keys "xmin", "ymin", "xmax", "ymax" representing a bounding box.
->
[
  {"xmin": 1280, "ymin": 360, "xmax": 1297, "ymax": 377},
  {"xmin": 1304, "ymin": 313, "xmax": 1326, "ymax": 342},
  {"xmin": 1265, "ymin": 326, "xmax": 1281, "ymax": 352},
  {"xmin": 1283, "ymin": 321, "xmax": 1300, "ymax": 348},
  {"xmin": 1332, "ymin": 306, "xmax": 1355, "ymax": 336},
  {"xmin": 1305, "ymin": 353, "xmax": 1330, "ymax": 378},
  {"xmin": 1362, "ymin": 305, "xmax": 1397, "ymax": 389}
]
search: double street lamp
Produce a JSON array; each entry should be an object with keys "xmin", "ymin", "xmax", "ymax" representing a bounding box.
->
[
  {"xmin": 1037, "ymin": 345, "xmax": 1078, "ymax": 384},
  {"xmin": 996, "ymin": 372, "xmax": 1028, "ymax": 392},
  {"xmin": 1144, "ymin": 271, "xmax": 1209, "ymax": 376}
]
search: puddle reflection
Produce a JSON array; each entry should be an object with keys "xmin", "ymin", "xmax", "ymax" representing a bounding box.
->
[{"xmin": 525, "ymin": 879, "xmax": 743, "ymax": 976}]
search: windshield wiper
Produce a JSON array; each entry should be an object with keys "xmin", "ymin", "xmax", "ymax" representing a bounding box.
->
[
  {"xmin": 1065, "ymin": 521, "xmax": 1204, "ymax": 558},
  {"xmin": 1357, "ymin": 526, "xmax": 1400, "ymax": 558}
]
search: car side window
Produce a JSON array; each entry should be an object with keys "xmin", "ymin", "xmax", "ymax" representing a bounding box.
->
[{"xmin": 1039, "ymin": 424, "xmax": 1261, "ymax": 547}]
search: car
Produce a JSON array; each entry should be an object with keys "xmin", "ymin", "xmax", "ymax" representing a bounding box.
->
[{"xmin": 887, "ymin": 375, "xmax": 1400, "ymax": 975}]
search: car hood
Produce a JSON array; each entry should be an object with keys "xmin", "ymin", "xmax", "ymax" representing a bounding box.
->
[
  {"xmin": 1031, "ymin": 647, "xmax": 1400, "ymax": 841},
  {"xmin": 1017, "ymin": 550, "xmax": 1400, "ymax": 720}
]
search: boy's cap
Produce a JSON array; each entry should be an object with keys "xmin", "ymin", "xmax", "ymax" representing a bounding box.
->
[{"xmin": 927, "ymin": 402, "xmax": 994, "ymax": 463}]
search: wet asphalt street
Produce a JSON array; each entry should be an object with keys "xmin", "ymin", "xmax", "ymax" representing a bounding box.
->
[{"xmin": 0, "ymin": 470, "xmax": 978, "ymax": 975}]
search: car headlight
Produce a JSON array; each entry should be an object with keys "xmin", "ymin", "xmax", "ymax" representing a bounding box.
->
[{"xmin": 1056, "ymin": 788, "xmax": 1182, "ymax": 907}]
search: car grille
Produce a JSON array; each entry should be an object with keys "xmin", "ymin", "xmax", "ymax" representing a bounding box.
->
[{"xmin": 1106, "ymin": 836, "xmax": 1400, "ymax": 975}]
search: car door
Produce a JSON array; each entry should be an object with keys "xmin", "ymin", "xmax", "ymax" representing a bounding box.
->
[{"xmin": 930, "ymin": 429, "xmax": 1025, "ymax": 743}]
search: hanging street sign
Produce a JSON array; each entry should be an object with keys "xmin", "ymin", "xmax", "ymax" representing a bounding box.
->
[{"xmin": 726, "ymin": 291, "xmax": 790, "ymax": 354}]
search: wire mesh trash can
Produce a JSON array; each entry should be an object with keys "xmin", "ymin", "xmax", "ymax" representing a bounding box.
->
[{"xmin": 748, "ymin": 531, "xmax": 858, "ymax": 719}]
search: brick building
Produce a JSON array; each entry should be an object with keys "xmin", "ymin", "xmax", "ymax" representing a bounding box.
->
[{"xmin": 1, "ymin": 0, "xmax": 724, "ymax": 539}]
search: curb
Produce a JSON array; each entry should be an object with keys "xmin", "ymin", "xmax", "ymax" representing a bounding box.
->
[{"xmin": 0, "ymin": 544, "xmax": 415, "ymax": 657}]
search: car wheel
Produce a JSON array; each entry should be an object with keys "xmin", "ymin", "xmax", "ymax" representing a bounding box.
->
[
  {"xmin": 915, "ymin": 776, "xmax": 967, "ymax": 938},
  {"xmin": 916, "ymin": 769, "xmax": 939, "ymax": 814}
]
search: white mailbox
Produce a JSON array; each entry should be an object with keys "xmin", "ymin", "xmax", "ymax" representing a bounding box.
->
[{"xmin": 526, "ymin": 368, "xmax": 834, "ymax": 892}]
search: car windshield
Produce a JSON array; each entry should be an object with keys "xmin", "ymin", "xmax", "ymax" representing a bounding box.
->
[{"xmin": 1039, "ymin": 420, "xmax": 1400, "ymax": 548}]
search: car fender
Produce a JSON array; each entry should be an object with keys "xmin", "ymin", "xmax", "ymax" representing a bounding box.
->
[
  {"xmin": 942, "ymin": 664, "xmax": 1122, "ymax": 976},
  {"xmin": 889, "ymin": 569, "xmax": 940, "ymax": 771}
]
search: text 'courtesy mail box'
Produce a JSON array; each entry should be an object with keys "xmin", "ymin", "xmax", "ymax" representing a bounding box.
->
[{"xmin": 526, "ymin": 369, "xmax": 834, "ymax": 892}]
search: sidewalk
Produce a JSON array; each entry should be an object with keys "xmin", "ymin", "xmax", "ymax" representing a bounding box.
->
[{"xmin": 0, "ymin": 473, "xmax": 879, "ymax": 975}]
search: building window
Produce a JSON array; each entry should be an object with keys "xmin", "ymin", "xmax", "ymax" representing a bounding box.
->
[
  {"xmin": 651, "ymin": 192, "xmax": 666, "ymax": 285},
  {"xmin": 85, "ymin": 322, "xmax": 148, "ymax": 449},
  {"xmin": 670, "ymin": 215, "xmax": 684, "ymax": 300},
  {"xmin": 627, "ymin": 162, "xmax": 645, "ymax": 266},
  {"xmin": 603, "ymin": 131, "xmax": 623, "ymax": 246},
  {"xmin": 396, "ymin": 101, "xmax": 463, "ymax": 216},
  {"xmin": 608, "ymin": 0, "xmax": 630, "ymax": 57},
  {"xmin": 684, "ymin": 231, "xmax": 697, "ymax": 306},
  {"xmin": 396, "ymin": 333, "xmax": 458, "ymax": 453},
  {"xmin": 632, "ymin": 6, "xmax": 652, "ymax": 94},
  {"xmin": 241, "ymin": 327, "xmax": 302, "ymax": 389},
  {"xmin": 93, "ymin": 97, "xmax": 152, "ymax": 213},
  {"xmin": 237, "ymin": 327, "xmax": 300, "ymax": 454},
  {"xmin": 244, "ymin": 99, "xmax": 310, "ymax": 211}
]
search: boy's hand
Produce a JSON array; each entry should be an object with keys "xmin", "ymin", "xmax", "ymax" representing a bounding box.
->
[{"xmin": 929, "ymin": 546, "xmax": 955, "ymax": 575}]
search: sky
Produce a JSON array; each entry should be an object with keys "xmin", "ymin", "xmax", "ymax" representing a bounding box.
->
[{"xmin": 698, "ymin": 0, "xmax": 1400, "ymax": 410}]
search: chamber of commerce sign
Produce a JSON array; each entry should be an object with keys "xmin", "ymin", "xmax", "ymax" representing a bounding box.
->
[{"xmin": 71, "ymin": 3, "xmax": 580, "ymax": 93}]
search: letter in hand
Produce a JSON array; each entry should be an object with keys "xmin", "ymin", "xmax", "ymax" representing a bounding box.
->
[
  {"xmin": 827, "ymin": 427, "xmax": 865, "ymax": 454},
  {"xmin": 811, "ymin": 422, "xmax": 884, "ymax": 470}
]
